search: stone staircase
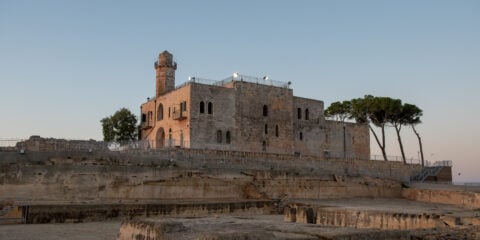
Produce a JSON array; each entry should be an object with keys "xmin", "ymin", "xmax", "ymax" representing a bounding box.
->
[{"xmin": 410, "ymin": 166, "xmax": 444, "ymax": 182}]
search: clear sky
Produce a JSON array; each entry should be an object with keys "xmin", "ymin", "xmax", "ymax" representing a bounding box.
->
[{"xmin": 1, "ymin": 1, "xmax": 479, "ymax": 182}]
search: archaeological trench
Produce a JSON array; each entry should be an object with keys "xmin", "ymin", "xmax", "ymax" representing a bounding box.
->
[{"xmin": 1, "ymin": 145, "xmax": 480, "ymax": 239}]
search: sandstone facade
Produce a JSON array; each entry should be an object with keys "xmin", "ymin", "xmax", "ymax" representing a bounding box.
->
[{"xmin": 140, "ymin": 51, "xmax": 370, "ymax": 159}]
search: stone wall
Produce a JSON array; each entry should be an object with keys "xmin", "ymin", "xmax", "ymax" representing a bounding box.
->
[
  {"xmin": 140, "ymin": 84, "xmax": 191, "ymax": 148},
  {"xmin": 0, "ymin": 151, "xmax": 422, "ymax": 204},
  {"xmin": 15, "ymin": 136, "xmax": 105, "ymax": 152},
  {"xmin": 402, "ymin": 188, "xmax": 480, "ymax": 209},
  {"xmin": 25, "ymin": 201, "xmax": 273, "ymax": 224},
  {"xmin": 286, "ymin": 205, "xmax": 448, "ymax": 230},
  {"xmin": 234, "ymin": 81, "xmax": 294, "ymax": 154},
  {"xmin": 189, "ymin": 83, "xmax": 236, "ymax": 149}
]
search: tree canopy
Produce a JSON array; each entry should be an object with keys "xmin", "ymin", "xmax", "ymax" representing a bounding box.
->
[
  {"xmin": 101, "ymin": 108, "xmax": 138, "ymax": 142},
  {"xmin": 325, "ymin": 100, "xmax": 351, "ymax": 122},
  {"xmin": 326, "ymin": 95, "xmax": 424, "ymax": 164}
]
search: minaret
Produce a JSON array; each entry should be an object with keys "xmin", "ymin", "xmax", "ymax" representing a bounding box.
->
[{"xmin": 154, "ymin": 50, "xmax": 177, "ymax": 97}]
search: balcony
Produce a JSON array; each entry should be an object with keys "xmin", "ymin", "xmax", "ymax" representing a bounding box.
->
[
  {"xmin": 141, "ymin": 122, "xmax": 153, "ymax": 130},
  {"xmin": 172, "ymin": 110, "xmax": 187, "ymax": 120}
]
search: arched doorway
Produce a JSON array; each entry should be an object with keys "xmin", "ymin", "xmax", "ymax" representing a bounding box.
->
[{"xmin": 155, "ymin": 127, "xmax": 165, "ymax": 148}]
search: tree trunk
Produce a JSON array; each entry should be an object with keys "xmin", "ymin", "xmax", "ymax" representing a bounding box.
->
[
  {"xmin": 412, "ymin": 125, "xmax": 425, "ymax": 166},
  {"xmin": 395, "ymin": 124, "xmax": 407, "ymax": 164},
  {"xmin": 381, "ymin": 125, "xmax": 388, "ymax": 161},
  {"xmin": 343, "ymin": 125, "xmax": 346, "ymax": 160},
  {"xmin": 369, "ymin": 125, "xmax": 388, "ymax": 161}
]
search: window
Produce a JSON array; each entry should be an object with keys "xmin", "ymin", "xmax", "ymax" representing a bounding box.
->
[
  {"xmin": 262, "ymin": 141, "xmax": 266, "ymax": 151},
  {"xmin": 352, "ymin": 136, "xmax": 355, "ymax": 145},
  {"xmin": 157, "ymin": 104, "xmax": 163, "ymax": 121},
  {"xmin": 299, "ymin": 132, "xmax": 303, "ymax": 141},
  {"xmin": 305, "ymin": 108, "xmax": 309, "ymax": 120},
  {"xmin": 216, "ymin": 130, "xmax": 222, "ymax": 143},
  {"xmin": 148, "ymin": 111, "xmax": 153, "ymax": 123},
  {"xmin": 264, "ymin": 124, "xmax": 268, "ymax": 134},
  {"xmin": 200, "ymin": 101, "xmax": 205, "ymax": 114},
  {"xmin": 263, "ymin": 105, "xmax": 268, "ymax": 117},
  {"xmin": 168, "ymin": 107, "xmax": 171, "ymax": 118},
  {"xmin": 180, "ymin": 101, "xmax": 187, "ymax": 112},
  {"xmin": 141, "ymin": 114, "xmax": 146, "ymax": 122},
  {"xmin": 325, "ymin": 134, "xmax": 329, "ymax": 143},
  {"xmin": 208, "ymin": 102, "xmax": 213, "ymax": 114},
  {"xmin": 297, "ymin": 108, "xmax": 302, "ymax": 119},
  {"xmin": 226, "ymin": 131, "xmax": 231, "ymax": 144},
  {"xmin": 275, "ymin": 125, "xmax": 279, "ymax": 137}
]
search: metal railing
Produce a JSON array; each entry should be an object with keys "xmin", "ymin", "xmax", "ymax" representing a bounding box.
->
[
  {"xmin": 174, "ymin": 74, "xmax": 290, "ymax": 90},
  {"xmin": 221, "ymin": 74, "xmax": 290, "ymax": 88},
  {"xmin": 370, "ymin": 154, "xmax": 422, "ymax": 165}
]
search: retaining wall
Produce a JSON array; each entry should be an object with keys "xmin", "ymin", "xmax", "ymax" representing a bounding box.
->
[{"xmin": 402, "ymin": 188, "xmax": 480, "ymax": 209}]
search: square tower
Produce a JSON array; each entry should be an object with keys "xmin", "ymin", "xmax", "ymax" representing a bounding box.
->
[{"xmin": 154, "ymin": 51, "xmax": 177, "ymax": 97}]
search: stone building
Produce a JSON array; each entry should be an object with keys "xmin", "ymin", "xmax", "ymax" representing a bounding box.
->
[{"xmin": 140, "ymin": 51, "xmax": 370, "ymax": 159}]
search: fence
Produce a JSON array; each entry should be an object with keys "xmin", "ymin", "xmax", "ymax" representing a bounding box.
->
[
  {"xmin": 173, "ymin": 74, "xmax": 290, "ymax": 90},
  {"xmin": 0, "ymin": 138, "xmax": 23, "ymax": 147},
  {"xmin": 370, "ymin": 154, "xmax": 422, "ymax": 165}
]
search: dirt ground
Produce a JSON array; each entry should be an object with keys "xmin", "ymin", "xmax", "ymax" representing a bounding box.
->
[{"xmin": 0, "ymin": 221, "xmax": 121, "ymax": 240}]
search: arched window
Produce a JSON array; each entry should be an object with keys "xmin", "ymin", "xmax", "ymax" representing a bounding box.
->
[
  {"xmin": 263, "ymin": 105, "xmax": 268, "ymax": 117},
  {"xmin": 157, "ymin": 104, "xmax": 164, "ymax": 121},
  {"xmin": 216, "ymin": 130, "xmax": 222, "ymax": 143},
  {"xmin": 297, "ymin": 108, "xmax": 302, "ymax": 119},
  {"xmin": 299, "ymin": 132, "xmax": 303, "ymax": 141},
  {"xmin": 305, "ymin": 108, "xmax": 309, "ymax": 120},
  {"xmin": 200, "ymin": 101, "xmax": 205, "ymax": 114},
  {"xmin": 208, "ymin": 102, "xmax": 213, "ymax": 114},
  {"xmin": 141, "ymin": 113, "xmax": 146, "ymax": 122},
  {"xmin": 275, "ymin": 125, "xmax": 279, "ymax": 137},
  {"xmin": 264, "ymin": 124, "xmax": 268, "ymax": 134},
  {"xmin": 226, "ymin": 131, "xmax": 231, "ymax": 144}
]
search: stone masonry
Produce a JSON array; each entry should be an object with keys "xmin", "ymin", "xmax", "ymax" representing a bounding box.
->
[{"xmin": 140, "ymin": 51, "xmax": 370, "ymax": 159}]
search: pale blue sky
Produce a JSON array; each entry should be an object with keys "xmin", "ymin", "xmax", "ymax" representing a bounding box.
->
[{"xmin": 1, "ymin": 1, "xmax": 479, "ymax": 182}]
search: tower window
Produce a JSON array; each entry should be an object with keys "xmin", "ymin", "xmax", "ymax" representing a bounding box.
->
[
  {"xmin": 299, "ymin": 132, "xmax": 303, "ymax": 141},
  {"xmin": 141, "ymin": 114, "xmax": 146, "ymax": 122},
  {"xmin": 226, "ymin": 131, "xmax": 231, "ymax": 144},
  {"xmin": 200, "ymin": 101, "xmax": 205, "ymax": 114},
  {"xmin": 297, "ymin": 108, "xmax": 302, "ymax": 119},
  {"xmin": 168, "ymin": 107, "xmax": 171, "ymax": 118},
  {"xmin": 263, "ymin": 105, "xmax": 268, "ymax": 117},
  {"xmin": 275, "ymin": 125, "xmax": 279, "ymax": 137},
  {"xmin": 208, "ymin": 102, "xmax": 213, "ymax": 114},
  {"xmin": 264, "ymin": 124, "xmax": 268, "ymax": 134},
  {"xmin": 157, "ymin": 104, "xmax": 164, "ymax": 121},
  {"xmin": 305, "ymin": 108, "xmax": 309, "ymax": 120},
  {"xmin": 216, "ymin": 130, "xmax": 222, "ymax": 143},
  {"xmin": 262, "ymin": 141, "xmax": 266, "ymax": 151}
]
